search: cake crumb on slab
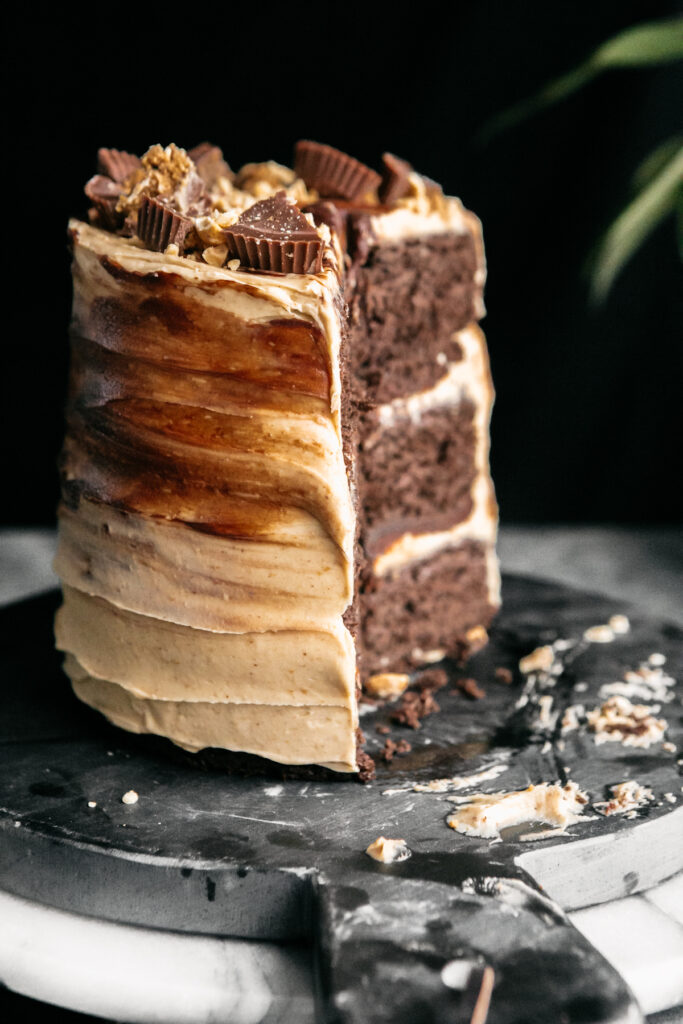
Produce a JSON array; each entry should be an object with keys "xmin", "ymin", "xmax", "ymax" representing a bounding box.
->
[
  {"xmin": 599, "ymin": 660, "xmax": 675, "ymax": 704},
  {"xmin": 594, "ymin": 781, "xmax": 654, "ymax": 816},
  {"xmin": 519, "ymin": 645, "xmax": 554, "ymax": 674},
  {"xmin": 587, "ymin": 696, "xmax": 667, "ymax": 748},
  {"xmin": 452, "ymin": 677, "xmax": 486, "ymax": 700},
  {"xmin": 121, "ymin": 790, "xmax": 139, "ymax": 805},
  {"xmin": 583, "ymin": 624, "xmax": 616, "ymax": 644},
  {"xmin": 412, "ymin": 763, "xmax": 508, "ymax": 794},
  {"xmin": 365, "ymin": 836, "xmax": 412, "ymax": 863}
]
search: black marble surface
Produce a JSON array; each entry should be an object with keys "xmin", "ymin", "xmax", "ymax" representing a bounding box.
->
[{"xmin": 1, "ymin": 574, "xmax": 681, "ymax": 1022}]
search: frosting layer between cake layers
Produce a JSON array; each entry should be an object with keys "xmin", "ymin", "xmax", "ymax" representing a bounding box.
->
[
  {"xmin": 345, "ymin": 215, "xmax": 499, "ymax": 674},
  {"xmin": 358, "ymin": 323, "xmax": 499, "ymax": 673},
  {"xmin": 55, "ymin": 221, "xmax": 359, "ymax": 771}
]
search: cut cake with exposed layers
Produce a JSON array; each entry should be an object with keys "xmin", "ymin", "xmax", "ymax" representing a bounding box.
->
[{"xmin": 54, "ymin": 142, "xmax": 499, "ymax": 779}]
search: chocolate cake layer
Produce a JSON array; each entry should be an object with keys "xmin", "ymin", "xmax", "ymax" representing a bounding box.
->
[
  {"xmin": 347, "ymin": 232, "xmax": 482, "ymax": 406},
  {"xmin": 360, "ymin": 541, "xmax": 497, "ymax": 674},
  {"xmin": 359, "ymin": 399, "xmax": 477, "ymax": 545}
]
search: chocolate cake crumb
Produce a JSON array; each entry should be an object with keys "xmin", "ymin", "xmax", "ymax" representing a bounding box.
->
[
  {"xmin": 356, "ymin": 748, "xmax": 376, "ymax": 782},
  {"xmin": 415, "ymin": 667, "xmax": 448, "ymax": 691},
  {"xmin": 495, "ymin": 667, "xmax": 513, "ymax": 685},
  {"xmin": 453, "ymin": 677, "xmax": 486, "ymax": 700},
  {"xmin": 381, "ymin": 739, "xmax": 398, "ymax": 762},
  {"xmin": 380, "ymin": 737, "xmax": 412, "ymax": 762},
  {"xmin": 375, "ymin": 724, "xmax": 391, "ymax": 735},
  {"xmin": 390, "ymin": 687, "xmax": 441, "ymax": 729}
]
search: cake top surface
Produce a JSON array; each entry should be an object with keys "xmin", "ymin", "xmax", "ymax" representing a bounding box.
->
[{"xmin": 81, "ymin": 140, "xmax": 475, "ymax": 275}]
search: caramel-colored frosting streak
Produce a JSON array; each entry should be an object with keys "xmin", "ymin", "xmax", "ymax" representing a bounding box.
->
[{"xmin": 56, "ymin": 220, "xmax": 358, "ymax": 770}]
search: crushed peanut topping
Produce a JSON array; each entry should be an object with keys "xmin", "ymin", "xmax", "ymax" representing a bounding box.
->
[{"xmin": 117, "ymin": 143, "xmax": 194, "ymax": 215}]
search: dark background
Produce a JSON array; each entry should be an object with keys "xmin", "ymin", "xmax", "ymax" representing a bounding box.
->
[{"xmin": 3, "ymin": 1, "xmax": 681, "ymax": 527}]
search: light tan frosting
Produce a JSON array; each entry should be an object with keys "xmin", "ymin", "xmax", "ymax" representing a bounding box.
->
[
  {"xmin": 66, "ymin": 657, "xmax": 357, "ymax": 771},
  {"xmin": 56, "ymin": 586, "xmax": 355, "ymax": 706},
  {"xmin": 58, "ymin": 220, "xmax": 359, "ymax": 769},
  {"xmin": 55, "ymin": 499, "xmax": 351, "ymax": 634}
]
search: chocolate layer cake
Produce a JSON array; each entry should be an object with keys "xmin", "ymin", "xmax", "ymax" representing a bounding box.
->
[{"xmin": 54, "ymin": 142, "xmax": 499, "ymax": 777}]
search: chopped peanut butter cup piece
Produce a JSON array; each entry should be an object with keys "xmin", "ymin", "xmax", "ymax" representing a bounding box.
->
[
  {"xmin": 378, "ymin": 152, "xmax": 413, "ymax": 204},
  {"xmin": 302, "ymin": 200, "xmax": 348, "ymax": 247},
  {"xmin": 188, "ymin": 142, "xmax": 233, "ymax": 188},
  {"xmin": 97, "ymin": 148, "xmax": 141, "ymax": 184},
  {"xmin": 137, "ymin": 195, "xmax": 193, "ymax": 254},
  {"xmin": 294, "ymin": 141, "xmax": 381, "ymax": 201},
  {"xmin": 84, "ymin": 174, "xmax": 124, "ymax": 231},
  {"xmin": 224, "ymin": 191, "xmax": 323, "ymax": 274}
]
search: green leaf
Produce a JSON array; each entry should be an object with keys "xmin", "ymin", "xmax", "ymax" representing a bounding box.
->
[
  {"xmin": 632, "ymin": 136, "xmax": 683, "ymax": 192},
  {"xmin": 589, "ymin": 143, "xmax": 683, "ymax": 303},
  {"xmin": 480, "ymin": 17, "xmax": 683, "ymax": 142},
  {"xmin": 592, "ymin": 18, "xmax": 683, "ymax": 67}
]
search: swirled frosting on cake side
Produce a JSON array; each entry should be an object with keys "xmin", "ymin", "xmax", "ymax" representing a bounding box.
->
[{"xmin": 55, "ymin": 219, "xmax": 359, "ymax": 771}]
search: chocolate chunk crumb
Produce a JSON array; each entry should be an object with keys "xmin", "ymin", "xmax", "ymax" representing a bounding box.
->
[
  {"xmin": 188, "ymin": 142, "xmax": 233, "ymax": 188},
  {"xmin": 495, "ymin": 667, "xmax": 513, "ymax": 685},
  {"xmin": 137, "ymin": 196, "xmax": 193, "ymax": 255},
  {"xmin": 381, "ymin": 739, "xmax": 398, "ymax": 762},
  {"xmin": 302, "ymin": 200, "xmax": 348, "ymax": 247},
  {"xmin": 381, "ymin": 737, "xmax": 412, "ymax": 762},
  {"xmin": 357, "ymin": 749, "xmax": 376, "ymax": 782},
  {"xmin": 453, "ymin": 677, "xmax": 486, "ymax": 700},
  {"xmin": 295, "ymin": 140, "xmax": 381, "ymax": 201},
  {"xmin": 97, "ymin": 148, "xmax": 141, "ymax": 184},
  {"xmin": 224, "ymin": 191, "xmax": 323, "ymax": 274},
  {"xmin": 375, "ymin": 724, "xmax": 391, "ymax": 735},
  {"xmin": 378, "ymin": 152, "xmax": 413, "ymax": 204},
  {"xmin": 415, "ymin": 667, "xmax": 448, "ymax": 691},
  {"xmin": 85, "ymin": 174, "xmax": 123, "ymax": 231},
  {"xmin": 390, "ymin": 688, "xmax": 441, "ymax": 729}
]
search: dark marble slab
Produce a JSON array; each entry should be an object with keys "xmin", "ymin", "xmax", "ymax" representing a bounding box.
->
[{"xmin": 1, "ymin": 576, "xmax": 681, "ymax": 1023}]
